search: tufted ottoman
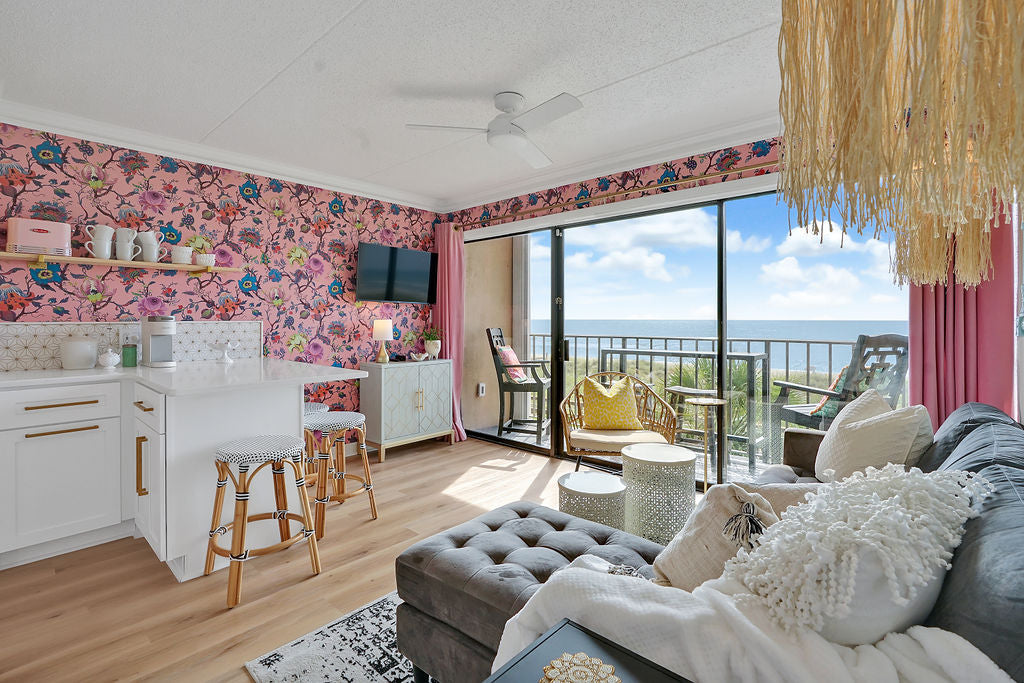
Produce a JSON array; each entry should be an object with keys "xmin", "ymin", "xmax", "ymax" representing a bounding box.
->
[{"xmin": 395, "ymin": 500, "xmax": 663, "ymax": 683}]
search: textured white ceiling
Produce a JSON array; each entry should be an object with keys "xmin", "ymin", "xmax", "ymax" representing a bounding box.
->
[{"xmin": 0, "ymin": 0, "xmax": 782, "ymax": 211}]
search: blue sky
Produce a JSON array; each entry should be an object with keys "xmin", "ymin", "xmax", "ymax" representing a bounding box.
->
[{"xmin": 529, "ymin": 193, "xmax": 908, "ymax": 320}]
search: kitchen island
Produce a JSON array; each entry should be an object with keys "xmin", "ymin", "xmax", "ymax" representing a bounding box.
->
[{"xmin": 0, "ymin": 359, "xmax": 366, "ymax": 581}]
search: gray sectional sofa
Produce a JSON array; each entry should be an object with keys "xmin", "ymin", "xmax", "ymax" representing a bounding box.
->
[{"xmin": 395, "ymin": 402, "xmax": 1024, "ymax": 682}]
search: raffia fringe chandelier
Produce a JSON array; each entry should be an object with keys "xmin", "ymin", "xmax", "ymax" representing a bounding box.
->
[{"xmin": 778, "ymin": 0, "xmax": 1024, "ymax": 286}]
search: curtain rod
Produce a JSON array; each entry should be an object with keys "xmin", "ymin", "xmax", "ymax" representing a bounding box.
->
[{"xmin": 452, "ymin": 159, "xmax": 779, "ymax": 230}]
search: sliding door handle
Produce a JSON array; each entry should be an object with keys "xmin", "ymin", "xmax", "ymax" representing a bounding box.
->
[{"xmin": 135, "ymin": 435, "xmax": 149, "ymax": 496}]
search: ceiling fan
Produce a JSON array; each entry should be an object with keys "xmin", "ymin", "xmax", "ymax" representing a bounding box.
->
[{"xmin": 406, "ymin": 91, "xmax": 582, "ymax": 169}]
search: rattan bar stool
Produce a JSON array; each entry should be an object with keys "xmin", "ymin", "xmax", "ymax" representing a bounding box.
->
[
  {"xmin": 303, "ymin": 411, "xmax": 378, "ymax": 539},
  {"xmin": 204, "ymin": 434, "xmax": 321, "ymax": 608},
  {"xmin": 304, "ymin": 402, "xmax": 329, "ymax": 414}
]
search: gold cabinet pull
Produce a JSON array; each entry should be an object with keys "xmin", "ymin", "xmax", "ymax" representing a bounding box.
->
[
  {"xmin": 25, "ymin": 424, "xmax": 100, "ymax": 439},
  {"xmin": 24, "ymin": 399, "xmax": 99, "ymax": 411},
  {"xmin": 136, "ymin": 435, "xmax": 149, "ymax": 496},
  {"xmin": 133, "ymin": 400, "xmax": 155, "ymax": 413}
]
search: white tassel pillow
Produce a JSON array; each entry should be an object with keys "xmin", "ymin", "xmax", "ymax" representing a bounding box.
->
[
  {"xmin": 722, "ymin": 464, "xmax": 991, "ymax": 645},
  {"xmin": 815, "ymin": 389, "xmax": 933, "ymax": 481}
]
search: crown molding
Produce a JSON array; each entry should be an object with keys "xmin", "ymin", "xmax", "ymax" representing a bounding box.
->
[
  {"xmin": 433, "ymin": 112, "xmax": 781, "ymax": 213},
  {"xmin": 0, "ymin": 98, "xmax": 780, "ymax": 216},
  {"xmin": 0, "ymin": 99, "xmax": 447, "ymax": 213}
]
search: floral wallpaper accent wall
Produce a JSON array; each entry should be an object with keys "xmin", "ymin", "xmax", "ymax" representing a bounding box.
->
[
  {"xmin": 447, "ymin": 138, "xmax": 780, "ymax": 229},
  {"xmin": 0, "ymin": 122, "xmax": 438, "ymax": 410}
]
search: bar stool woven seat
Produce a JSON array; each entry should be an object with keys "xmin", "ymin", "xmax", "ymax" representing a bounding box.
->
[
  {"xmin": 215, "ymin": 435, "xmax": 304, "ymax": 465},
  {"xmin": 304, "ymin": 410, "xmax": 365, "ymax": 431},
  {"xmin": 205, "ymin": 433, "xmax": 320, "ymax": 608},
  {"xmin": 304, "ymin": 401, "xmax": 330, "ymax": 414},
  {"xmin": 303, "ymin": 410, "xmax": 377, "ymax": 538}
]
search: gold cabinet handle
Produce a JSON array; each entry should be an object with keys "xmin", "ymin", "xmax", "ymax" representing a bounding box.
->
[
  {"xmin": 419, "ymin": 389, "xmax": 425, "ymax": 410},
  {"xmin": 25, "ymin": 424, "xmax": 100, "ymax": 439},
  {"xmin": 136, "ymin": 435, "xmax": 149, "ymax": 496},
  {"xmin": 133, "ymin": 400, "xmax": 155, "ymax": 413},
  {"xmin": 24, "ymin": 399, "xmax": 99, "ymax": 411}
]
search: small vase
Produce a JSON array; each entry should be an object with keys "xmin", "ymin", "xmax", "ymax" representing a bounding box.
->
[{"xmin": 424, "ymin": 339, "xmax": 441, "ymax": 360}]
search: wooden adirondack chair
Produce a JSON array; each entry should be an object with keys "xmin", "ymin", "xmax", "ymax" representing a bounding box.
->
[{"xmin": 770, "ymin": 334, "xmax": 909, "ymax": 453}]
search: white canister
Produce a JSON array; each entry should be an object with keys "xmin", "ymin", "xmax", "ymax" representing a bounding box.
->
[{"xmin": 60, "ymin": 336, "xmax": 98, "ymax": 370}]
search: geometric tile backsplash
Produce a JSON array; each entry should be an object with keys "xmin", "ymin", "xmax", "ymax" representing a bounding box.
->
[{"xmin": 0, "ymin": 320, "xmax": 262, "ymax": 371}]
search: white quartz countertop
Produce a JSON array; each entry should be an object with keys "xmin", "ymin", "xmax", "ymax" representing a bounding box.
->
[{"xmin": 0, "ymin": 358, "xmax": 366, "ymax": 395}]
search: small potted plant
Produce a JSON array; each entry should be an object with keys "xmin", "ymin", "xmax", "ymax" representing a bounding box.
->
[{"xmin": 422, "ymin": 326, "xmax": 443, "ymax": 359}]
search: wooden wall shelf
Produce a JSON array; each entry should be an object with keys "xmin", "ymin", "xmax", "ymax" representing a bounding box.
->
[{"xmin": 0, "ymin": 252, "xmax": 242, "ymax": 274}]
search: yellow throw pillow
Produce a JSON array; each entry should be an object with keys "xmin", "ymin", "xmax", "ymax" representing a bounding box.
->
[{"xmin": 581, "ymin": 376, "xmax": 644, "ymax": 430}]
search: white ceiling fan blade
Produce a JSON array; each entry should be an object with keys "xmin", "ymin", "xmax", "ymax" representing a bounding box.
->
[
  {"xmin": 511, "ymin": 128, "xmax": 552, "ymax": 168},
  {"xmin": 405, "ymin": 123, "xmax": 487, "ymax": 133},
  {"xmin": 510, "ymin": 92, "xmax": 582, "ymax": 132}
]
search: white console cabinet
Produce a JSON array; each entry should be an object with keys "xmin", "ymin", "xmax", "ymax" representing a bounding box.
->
[{"xmin": 359, "ymin": 359, "xmax": 454, "ymax": 461}]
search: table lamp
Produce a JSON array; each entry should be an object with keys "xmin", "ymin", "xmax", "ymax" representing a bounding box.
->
[{"xmin": 373, "ymin": 319, "xmax": 393, "ymax": 363}]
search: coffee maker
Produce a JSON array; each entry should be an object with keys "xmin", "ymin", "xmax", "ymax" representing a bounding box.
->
[{"xmin": 141, "ymin": 315, "xmax": 176, "ymax": 368}]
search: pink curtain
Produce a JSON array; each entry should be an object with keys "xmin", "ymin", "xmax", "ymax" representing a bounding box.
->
[
  {"xmin": 910, "ymin": 211, "xmax": 1016, "ymax": 427},
  {"xmin": 434, "ymin": 222, "xmax": 467, "ymax": 441}
]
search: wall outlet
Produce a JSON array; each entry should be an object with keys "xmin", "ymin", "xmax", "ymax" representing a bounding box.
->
[{"xmin": 477, "ymin": 382, "xmax": 486, "ymax": 397}]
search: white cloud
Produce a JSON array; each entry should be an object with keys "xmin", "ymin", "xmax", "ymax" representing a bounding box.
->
[
  {"xmin": 759, "ymin": 257, "xmax": 861, "ymax": 291},
  {"xmin": 531, "ymin": 244, "xmax": 550, "ymax": 261},
  {"xmin": 565, "ymin": 210, "xmax": 769, "ymax": 254},
  {"xmin": 566, "ymin": 246, "xmax": 677, "ymax": 282}
]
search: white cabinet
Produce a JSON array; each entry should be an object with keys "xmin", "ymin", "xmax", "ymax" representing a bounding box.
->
[
  {"xmin": 133, "ymin": 418, "xmax": 166, "ymax": 561},
  {"xmin": 0, "ymin": 416, "xmax": 121, "ymax": 553},
  {"xmin": 359, "ymin": 359, "xmax": 453, "ymax": 461}
]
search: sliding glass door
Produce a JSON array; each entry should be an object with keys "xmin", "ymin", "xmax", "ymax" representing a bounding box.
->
[{"xmin": 462, "ymin": 189, "xmax": 907, "ymax": 487}]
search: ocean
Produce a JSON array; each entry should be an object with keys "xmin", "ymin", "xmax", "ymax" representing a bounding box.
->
[{"xmin": 528, "ymin": 319, "xmax": 909, "ymax": 373}]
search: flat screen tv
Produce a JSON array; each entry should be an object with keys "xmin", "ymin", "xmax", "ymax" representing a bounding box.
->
[{"xmin": 355, "ymin": 242, "xmax": 437, "ymax": 304}]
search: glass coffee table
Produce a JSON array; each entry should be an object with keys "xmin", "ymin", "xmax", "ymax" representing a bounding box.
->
[{"xmin": 485, "ymin": 618, "xmax": 692, "ymax": 682}]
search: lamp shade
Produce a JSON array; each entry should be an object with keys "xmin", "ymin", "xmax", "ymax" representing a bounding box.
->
[{"xmin": 372, "ymin": 319, "xmax": 393, "ymax": 341}]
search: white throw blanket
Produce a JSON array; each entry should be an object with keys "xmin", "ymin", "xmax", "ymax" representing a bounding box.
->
[{"xmin": 493, "ymin": 556, "xmax": 1011, "ymax": 683}]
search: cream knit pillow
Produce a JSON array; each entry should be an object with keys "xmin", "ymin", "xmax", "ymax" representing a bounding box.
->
[
  {"xmin": 653, "ymin": 483, "xmax": 778, "ymax": 591},
  {"xmin": 815, "ymin": 389, "xmax": 933, "ymax": 481}
]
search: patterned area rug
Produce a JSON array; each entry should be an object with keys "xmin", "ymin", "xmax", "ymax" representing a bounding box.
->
[{"xmin": 245, "ymin": 592, "xmax": 414, "ymax": 683}]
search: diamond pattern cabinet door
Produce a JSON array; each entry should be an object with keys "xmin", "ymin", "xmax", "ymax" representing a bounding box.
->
[
  {"xmin": 381, "ymin": 364, "xmax": 420, "ymax": 441},
  {"xmin": 419, "ymin": 362, "xmax": 452, "ymax": 435}
]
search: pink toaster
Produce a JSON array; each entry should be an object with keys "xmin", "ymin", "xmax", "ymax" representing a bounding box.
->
[{"xmin": 6, "ymin": 217, "xmax": 72, "ymax": 256}]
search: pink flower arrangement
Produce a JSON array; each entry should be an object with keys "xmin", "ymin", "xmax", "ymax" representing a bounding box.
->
[
  {"xmin": 213, "ymin": 246, "xmax": 235, "ymax": 267},
  {"xmin": 138, "ymin": 189, "xmax": 169, "ymax": 213},
  {"xmin": 138, "ymin": 296, "xmax": 169, "ymax": 316}
]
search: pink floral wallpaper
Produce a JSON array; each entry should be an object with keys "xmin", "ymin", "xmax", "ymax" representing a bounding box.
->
[
  {"xmin": 0, "ymin": 122, "xmax": 438, "ymax": 409},
  {"xmin": 0, "ymin": 118, "xmax": 778, "ymax": 410},
  {"xmin": 448, "ymin": 138, "xmax": 780, "ymax": 229}
]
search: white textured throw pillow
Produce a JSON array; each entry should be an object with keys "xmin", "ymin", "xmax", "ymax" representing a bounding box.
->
[
  {"xmin": 653, "ymin": 484, "xmax": 778, "ymax": 591},
  {"xmin": 722, "ymin": 464, "xmax": 991, "ymax": 645},
  {"xmin": 815, "ymin": 389, "xmax": 933, "ymax": 481}
]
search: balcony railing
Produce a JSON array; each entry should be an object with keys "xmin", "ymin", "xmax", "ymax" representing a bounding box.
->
[{"xmin": 524, "ymin": 332, "xmax": 903, "ymax": 478}]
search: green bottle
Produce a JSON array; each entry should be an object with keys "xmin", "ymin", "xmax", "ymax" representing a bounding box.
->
[{"xmin": 122, "ymin": 343, "xmax": 138, "ymax": 368}]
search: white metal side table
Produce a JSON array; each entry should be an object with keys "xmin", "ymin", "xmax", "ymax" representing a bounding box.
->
[
  {"xmin": 621, "ymin": 443, "xmax": 696, "ymax": 544},
  {"xmin": 557, "ymin": 471, "xmax": 626, "ymax": 530}
]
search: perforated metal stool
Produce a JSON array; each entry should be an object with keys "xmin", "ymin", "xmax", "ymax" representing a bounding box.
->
[
  {"xmin": 303, "ymin": 411, "xmax": 378, "ymax": 539},
  {"xmin": 204, "ymin": 434, "xmax": 321, "ymax": 608}
]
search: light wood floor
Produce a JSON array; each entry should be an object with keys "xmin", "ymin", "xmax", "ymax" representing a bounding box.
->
[{"xmin": 0, "ymin": 439, "xmax": 576, "ymax": 683}]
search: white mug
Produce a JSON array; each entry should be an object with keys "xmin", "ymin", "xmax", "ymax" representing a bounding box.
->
[
  {"xmin": 136, "ymin": 230, "xmax": 164, "ymax": 245},
  {"xmin": 171, "ymin": 245, "xmax": 193, "ymax": 264},
  {"xmin": 115, "ymin": 227, "xmax": 138, "ymax": 243},
  {"xmin": 194, "ymin": 253, "xmax": 216, "ymax": 267},
  {"xmin": 86, "ymin": 239, "xmax": 112, "ymax": 259},
  {"xmin": 139, "ymin": 242, "xmax": 168, "ymax": 263},
  {"xmin": 116, "ymin": 240, "xmax": 142, "ymax": 261},
  {"xmin": 84, "ymin": 224, "xmax": 115, "ymax": 242}
]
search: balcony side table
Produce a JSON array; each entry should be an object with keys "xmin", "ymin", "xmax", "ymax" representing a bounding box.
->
[
  {"xmin": 621, "ymin": 443, "xmax": 696, "ymax": 545},
  {"xmin": 686, "ymin": 396, "xmax": 728, "ymax": 492},
  {"xmin": 558, "ymin": 471, "xmax": 625, "ymax": 530}
]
